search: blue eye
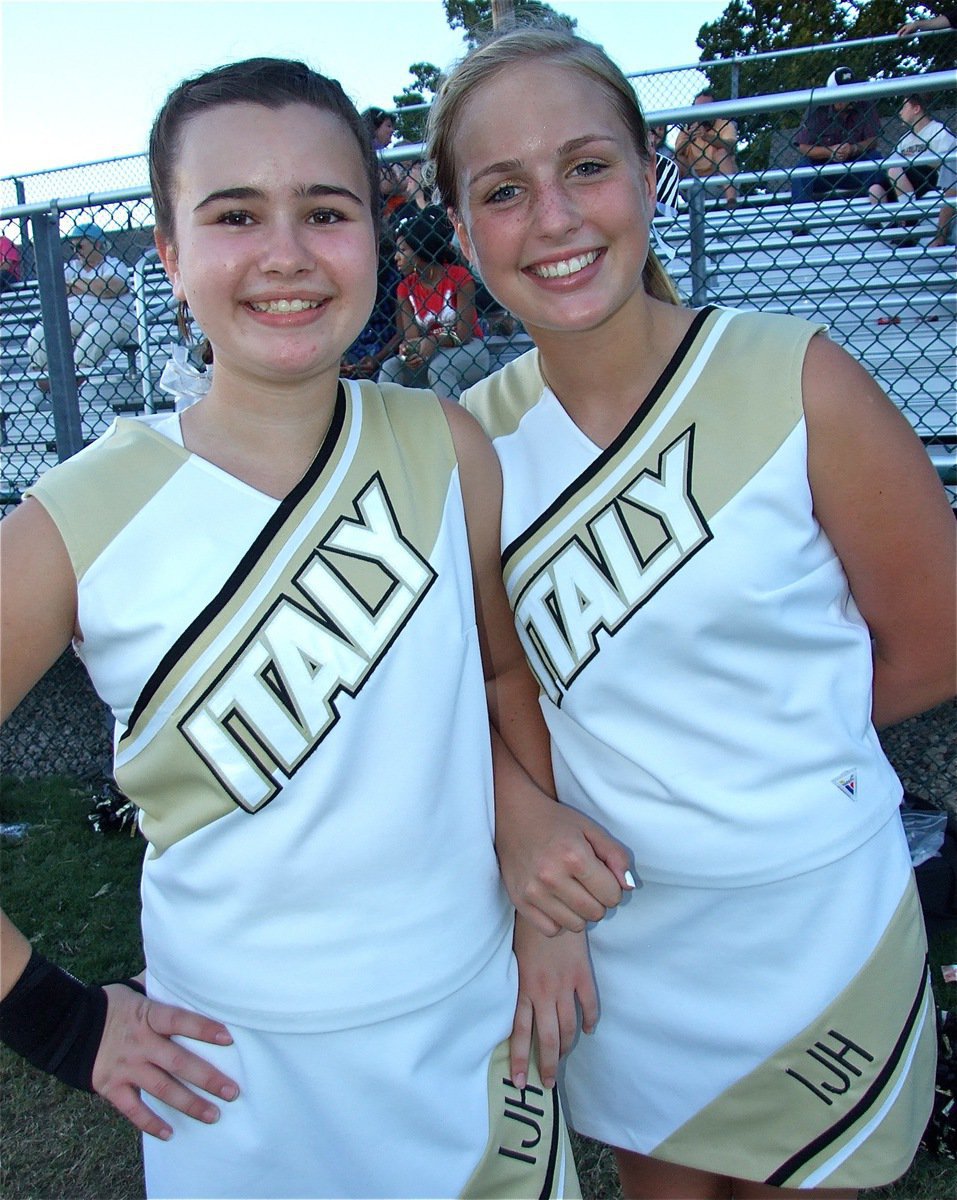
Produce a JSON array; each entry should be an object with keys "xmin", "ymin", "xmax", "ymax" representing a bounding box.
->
[
  {"xmin": 572, "ymin": 160, "xmax": 605, "ymax": 178},
  {"xmin": 487, "ymin": 183, "xmax": 520, "ymax": 204}
]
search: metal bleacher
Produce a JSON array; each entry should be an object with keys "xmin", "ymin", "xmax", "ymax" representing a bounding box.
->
[
  {"xmin": 661, "ymin": 186, "xmax": 956, "ymax": 475},
  {"xmin": 0, "ymin": 251, "xmax": 179, "ymax": 500}
]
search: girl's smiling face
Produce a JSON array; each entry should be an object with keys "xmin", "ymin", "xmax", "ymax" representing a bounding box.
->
[
  {"xmin": 156, "ymin": 101, "xmax": 378, "ymax": 392},
  {"xmin": 451, "ymin": 59, "xmax": 657, "ymax": 341}
]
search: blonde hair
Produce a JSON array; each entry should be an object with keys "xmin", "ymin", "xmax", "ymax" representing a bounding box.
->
[{"xmin": 427, "ymin": 26, "xmax": 680, "ymax": 306}]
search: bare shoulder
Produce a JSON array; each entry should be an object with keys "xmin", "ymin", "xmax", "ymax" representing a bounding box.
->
[
  {"xmin": 440, "ymin": 398, "xmax": 501, "ymax": 476},
  {"xmin": 801, "ymin": 332, "xmax": 937, "ymax": 473},
  {"xmin": 0, "ymin": 498, "xmax": 78, "ymax": 721},
  {"xmin": 800, "ymin": 333, "xmax": 955, "ymax": 713},
  {"xmin": 441, "ymin": 398, "xmax": 501, "ymax": 540}
]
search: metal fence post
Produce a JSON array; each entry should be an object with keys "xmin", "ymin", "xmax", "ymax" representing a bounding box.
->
[
  {"xmin": 14, "ymin": 178, "xmax": 34, "ymax": 280},
  {"xmin": 31, "ymin": 210, "xmax": 84, "ymax": 461},
  {"xmin": 687, "ymin": 181, "xmax": 709, "ymax": 307}
]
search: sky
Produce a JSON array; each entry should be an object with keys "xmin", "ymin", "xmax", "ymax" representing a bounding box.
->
[{"xmin": 1, "ymin": 0, "xmax": 728, "ymax": 177}]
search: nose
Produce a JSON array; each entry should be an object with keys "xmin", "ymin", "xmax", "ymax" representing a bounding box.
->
[
  {"xmin": 532, "ymin": 180, "xmax": 583, "ymax": 240},
  {"xmin": 259, "ymin": 218, "xmax": 316, "ymax": 275}
]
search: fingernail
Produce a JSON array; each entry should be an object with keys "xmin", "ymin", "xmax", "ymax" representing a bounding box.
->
[
  {"xmin": 215, "ymin": 1031, "xmax": 233, "ymax": 1044},
  {"xmin": 204, "ymin": 1107, "xmax": 221, "ymax": 1124},
  {"xmin": 541, "ymin": 1076, "xmax": 555, "ymax": 1089},
  {"xmin": 158, "ymin": 1127, "xmax": 172, "ymax": 1141},
  {"xmin": 220, "ymin": 1084, "xmax": 239, "ymax": 1100},
  {"xmin": 513, "ymin": 1072, "xmax": 526, "ymax": 1090},
  {"xmin": 624, "ymin": 870, "xmax": 637, "ymax": 889}
]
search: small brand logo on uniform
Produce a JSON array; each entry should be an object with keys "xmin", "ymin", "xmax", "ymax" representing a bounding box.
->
[{"xmin": 832, "ymin": 770, "xmax": 858, "ymax": 799}]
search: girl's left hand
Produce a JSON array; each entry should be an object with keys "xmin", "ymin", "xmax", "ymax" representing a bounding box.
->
[{"xmin": 509, "ymin": 915, "xmax": 597, "ymax": 1092}]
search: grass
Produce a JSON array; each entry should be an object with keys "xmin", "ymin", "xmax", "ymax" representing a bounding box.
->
[{"xmin": 1, "ymin": 775, "xmax": 955, "ymax": 1200}]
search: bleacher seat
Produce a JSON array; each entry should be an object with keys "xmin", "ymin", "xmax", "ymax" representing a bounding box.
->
[{"xmin": 660, "ymin": 191, "xmax": 955, "ymax": 447}]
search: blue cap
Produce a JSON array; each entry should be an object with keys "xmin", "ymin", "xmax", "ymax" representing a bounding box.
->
[{"xmin": 68, "ymin": 222, "xmax": 104, "ymax": 242}]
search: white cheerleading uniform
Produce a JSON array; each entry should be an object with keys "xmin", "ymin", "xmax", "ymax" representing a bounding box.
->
[
  {"xmin": 26, "ymin": 380, "xmax": 579, "ymax": 1200},
  {"xmin": 461, "ymin": 308, "xmax": 935, "ymax": 1189}
]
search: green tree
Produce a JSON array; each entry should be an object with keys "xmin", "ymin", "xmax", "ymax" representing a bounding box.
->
[
  {"xmin": 442, "ymin": 0, "xmax": 576, "ymax": 47},
  {"xmin": 393, "ymin": 61, "xmax": 444, "ymax": 143},
  {"xmin": 692, "ymin": 0, "xmax": 955, "ymax": 171},
  {"xmin": 392, "ymin": 1, "xmax": 577, "ymax": 143}
]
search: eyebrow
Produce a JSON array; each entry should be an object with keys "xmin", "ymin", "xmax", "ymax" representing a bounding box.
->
[
  {"xmin": 467, "ymin": 135, "xmax": 619, "ymax": 190},
  {"xmin": 193, "ymin": 182, "xmax": 365, "ymax": 212}
]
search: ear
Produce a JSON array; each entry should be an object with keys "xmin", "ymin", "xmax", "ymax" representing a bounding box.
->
[
  {"xmin": 449, "ymin": 208, "xmax": 475, "ymax": 268},
  {"xmin": 639, "ymin": 154, "xmax": 659, "ymax": 223},
  {"xmin": 154, "ymin": 227, "xmax": 186, "ymax": 302}
]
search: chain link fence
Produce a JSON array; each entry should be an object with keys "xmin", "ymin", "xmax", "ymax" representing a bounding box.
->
[{"xmin": 1, "ymin": 34, "xmax": 954, "ymax": 796}]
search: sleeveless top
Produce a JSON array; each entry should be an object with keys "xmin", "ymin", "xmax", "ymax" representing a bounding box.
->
[
  {"xmin": 27, "ymin": 380, "xmax": 512, "ymax": 1028},
  {"xmin": 461, "ymin": 307, "xmax": 903, "ymax": 887}
]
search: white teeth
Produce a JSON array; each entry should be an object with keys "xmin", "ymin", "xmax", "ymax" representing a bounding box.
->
[
  {"xmin": 531, "ymin": 250, "xmax": 599, "ymax": 279},
  {"xmin": 249, "ymin": 298, "xmax": 322, "ymax": 313}
]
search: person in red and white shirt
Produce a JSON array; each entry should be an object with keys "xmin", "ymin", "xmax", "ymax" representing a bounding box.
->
[{"xmin": 377, "ymin": 206, "xmax": 488, "ymax": 399}]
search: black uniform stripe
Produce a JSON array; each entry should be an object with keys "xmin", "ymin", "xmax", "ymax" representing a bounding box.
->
[
  {"xmin": 501, "ymin": 306, "xmax": 717, "ymax": 571},
  {"xmin": 765, "ymin": 962, "xmax": 931, "ymax": 1187},
  {"xmin": 537, "ymin": 1085, "xmax": 562, "ymax": 1200},
  {"xmin": 119, "ymin": 383, "xmax": 347, "ymax": 745}
]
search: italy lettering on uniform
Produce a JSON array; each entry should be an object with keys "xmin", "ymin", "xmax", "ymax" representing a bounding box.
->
[
  {"xmin": 181, "ymin": 474, "xmax": 436, "ymax": 810},
  {"xmin": 514, "ymin": 428, "xmax": 710, "ymax": 704}
]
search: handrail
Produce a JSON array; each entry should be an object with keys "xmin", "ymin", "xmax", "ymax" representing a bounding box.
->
[
  {"xmin": 3, "ymin": 71, "xmax": 953, "ymax": 220},
  {"xmin": 625, "ymin": 25, "xmax": 954, "ymax": 80}
]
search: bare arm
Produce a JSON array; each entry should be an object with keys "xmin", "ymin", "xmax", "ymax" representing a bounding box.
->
[
  {"xmin": 803, "ymin": 335, "xmax": 956, "ymax": 729},
  {"xmin": 898, "ymin": 16, "xmax": 953, "ymax": 35},
  {"xmin": 442, "ymin": 401, "xmax": 633, "ymax": 930},
  {"xmin": 394, "ymin": 292, "xmax": 418, "ymax": 347},
  {"xmin": 451, "ymin": 275, "xmax": 479, "ymax": 346},
  {"xmin": 710, "ymin": 118, "xmax": 738, "ymax": 152},
  {"xmin": 0, "ymin": 500, "xmax": 239, "ymax": 1136}
]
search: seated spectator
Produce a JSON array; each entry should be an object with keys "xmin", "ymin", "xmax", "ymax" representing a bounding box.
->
[
  {"xmin": 675, "ymin": 90, "xmax": 738, "ymax": 207},
  {"xmin": 791, "ymin": 68, "xmax": 882, "ymax": 211},
  {"xmin": 362, "ymin": 106, "xmax": 407, "ymax": 224},
  {"xmin": 385, "ymin": 155, "xmax": 435, "ymax": 231},
  {"xmin": 377, "ymin": 206, "xmax": 489, "ymax": 401},
  {"xmin": 0, "ymin": 235, "xmax": 22, "ymax": 292},
  {"xmin": 25, "ymin": 222, "xmax": 136, "ymax": 391},
  {"xmin": 649, "ymin": 123, "xmax": 675, "ymax": 162},
  {"xmin": 869, "ymin": 95, "xmax": 957, "ymax": 227},
  {"xmin": 341, "ymin": 234, "xmax": 402, "ymax": 380}
]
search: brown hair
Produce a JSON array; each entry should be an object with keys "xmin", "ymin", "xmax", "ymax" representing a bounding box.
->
[
  {"xmin": 149, "ymin": 57, "xmax": 379, "ymax": 240},
  {"xmin": 427, "ymin": 26, "xmax": 680, "ymax": 306}
]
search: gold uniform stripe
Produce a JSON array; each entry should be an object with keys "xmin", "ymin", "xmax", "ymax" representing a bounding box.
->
[
  {"xmin": 462, "ymin": 1039, "xmax": 581, "ymax": 1199},
  {"xmin": 25, "ymin": 418, "xmax": 188, "ymax": 581},
  {"xmin": 651, "ymin": 879, "xmax": 935, "ymax": 1189},
  {"xmin": 501, "ymin": 310, "xmax": 818, "ymax": 597}
]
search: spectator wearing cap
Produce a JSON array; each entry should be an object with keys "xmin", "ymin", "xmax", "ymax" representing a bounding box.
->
[
  {"xmin": 377, "ymin": 206, "xmax": 489, "ymax": 401},
  {"xmin": 790, "ymin": 67, "xmax": 882, "ymax": 211},
  {"xmin": 26, "ymin": 222, "xmax": 136, "ymax": 392}
]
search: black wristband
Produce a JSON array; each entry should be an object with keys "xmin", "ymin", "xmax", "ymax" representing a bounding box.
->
[
  {"xmin": 0, "ymin": 949, "xmax": 106, "ymax": 1092},
  {"xmin": 102, "ymin": 977, "xmax": 147, "ymax": 996}
]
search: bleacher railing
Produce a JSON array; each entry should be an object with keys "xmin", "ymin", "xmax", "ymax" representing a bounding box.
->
[{"xmin": 2, "ymin": 64, "xmax": 954, "ymax": 509}]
